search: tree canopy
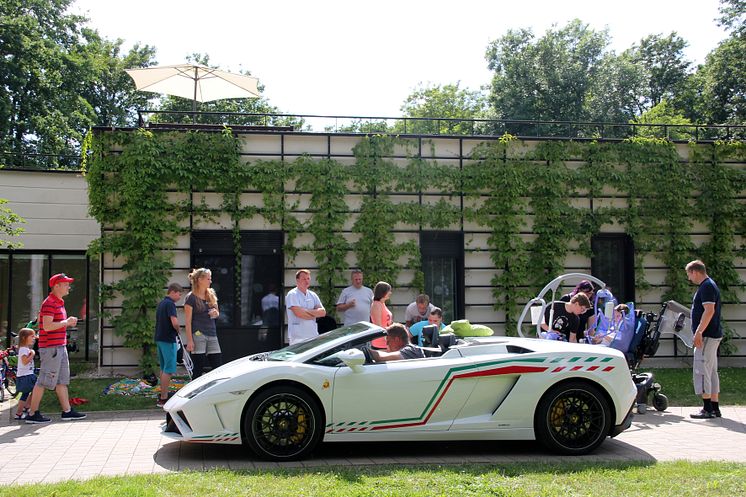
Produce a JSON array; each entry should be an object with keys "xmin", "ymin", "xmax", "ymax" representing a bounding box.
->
[{"xmin": 0, "ymin": 2, "xmax": 744, "ymax": 167}]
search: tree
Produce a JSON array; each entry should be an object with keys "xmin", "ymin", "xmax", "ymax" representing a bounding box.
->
[
  {"xmin": 631, "ymin": 100, "xmax": 695, "ymax": 140},
  {"xmin": 692, "ymin": 35, "xmax": 746, "ymax": 126},
  {"xmin": 0, "ymin": 0, "xmax": 91, "ymax": 163},
  {"xmin": 584, "ymin": 51, "xmax": 646, "ymax": 126},
  {"xmin": 485, "ymin": 20, "xmax": 610, "ymax": 123},
  {"xmin": 393, "ymin": 83, "xmax": 487, "ymax": 135},
  {"xmin": 75, "ymin": 29, "xmax": 158, "ymax": 127},
  {"xmin": 0, "ymin": 0, "xmax": 159, "ymax": 168},
  {"xmin": 626, "ymin": 33, "xmax": 691, "ymax": 113},
  {"xmin": 718, "ymin": 0, "xmax": 746, "ymax": 35}
]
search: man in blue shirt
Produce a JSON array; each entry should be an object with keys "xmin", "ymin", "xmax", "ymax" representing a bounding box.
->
[
  {"xmin": 409, "ymin": 307, "xmax": 446, "ymax": 346},
  {"xmin": 686, "ymin": 260, "xmax": 723, "ymax": 419},
  {"xmin": 155, "ymin": 283, "xmax": 183, "ymax": 407}
]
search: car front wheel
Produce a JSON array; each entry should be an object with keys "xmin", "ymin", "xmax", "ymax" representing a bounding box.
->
[
  {"xmin": 535, "ymin": 381, "xmax": 612, "ymax": 455},
  {"xmin": 244, "ymin": 385, "xmax": 323, "ymax": 461}
]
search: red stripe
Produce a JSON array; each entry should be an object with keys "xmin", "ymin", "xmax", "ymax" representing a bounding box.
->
[
  {"xmin": 372, "ymin": 365, "xmax": 548, "ymax": 431},
  {"xmin": 571, "ymin": 366, "xmax": 583, "ymax": 371},
  {"xmin": 552, "ymin": 366, "xmax": 565, "ymax": 373},
  {"xmin": 587, "ymin": 366, "xmax": 599, "ymax": 371},
  {"xmin": 603, "ymin": 366, "xmax": 615, "ymax": 372}
]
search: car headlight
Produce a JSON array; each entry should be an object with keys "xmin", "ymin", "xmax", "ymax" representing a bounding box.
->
[{"xmin": 183, "ymin": 377, "xmax": 230, "ymax": 399}]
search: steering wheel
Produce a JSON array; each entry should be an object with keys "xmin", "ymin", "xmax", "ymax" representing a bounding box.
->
[{"xmin": 359, "ymin": 346, "xmax": 374, "ymax": 364}]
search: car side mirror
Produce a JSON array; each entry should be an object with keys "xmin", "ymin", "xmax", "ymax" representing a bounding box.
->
[{"xmin": 332, "ymin": 349, "xmax": 366, "ymax": 372}]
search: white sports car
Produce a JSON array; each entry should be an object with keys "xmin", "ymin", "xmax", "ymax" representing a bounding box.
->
[{"xmin": 162, "ymin": 322, "xmax": 636, "ymax": 460}]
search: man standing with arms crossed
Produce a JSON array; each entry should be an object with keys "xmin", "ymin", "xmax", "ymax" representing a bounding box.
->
[
  {"xmin": 335, "ymin": 269, "xmax": 373, "ymax": 327},
  {"xmin": 26, "ymin": 273, "xmax": 86, "ymax": 423},
  {"xmin": 686, "ymin": 260, "xmax": 724, "ymax": 419},
  {"xmin": 286, "ymin": 269, "xmax": 326, "ymax": 345}
]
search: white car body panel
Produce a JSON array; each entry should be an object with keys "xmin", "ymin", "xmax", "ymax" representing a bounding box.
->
[{"xmin": 162, "ymin": 322, "xmax": 636, "ymax": 452}]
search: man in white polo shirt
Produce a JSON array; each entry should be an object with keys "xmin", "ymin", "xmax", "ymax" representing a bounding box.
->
[
  {"xmin": 285, "ymin": 269, "xmax": 326, "ymax": 345},
  {"xmin": 335, "ymin": 269, "xmax": 374, "ymax": 326}
]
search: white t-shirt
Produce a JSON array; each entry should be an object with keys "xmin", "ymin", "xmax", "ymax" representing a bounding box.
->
[
  {"xmin": 17, "ymin": 346, "xmax": 35, "ymax": 377},
  {"xmin": 286, "ymin": 287, "xmax": 323, "ymax": 345},
  {"xmin": 405, "ymin": 302, "xmax": 435, "ymax": 325},
  {"xmin": 336, "ymin": 285, "xmax": 374, "ymax": 326},
  {"xmin": 261, "ymin": 292, "xmax": 280, "ymax": 312}
]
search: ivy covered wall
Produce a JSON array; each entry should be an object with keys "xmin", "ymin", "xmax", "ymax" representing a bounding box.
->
[{"xmin": 86, "ymin": 129, "xmax": 746, "ymax": 369}]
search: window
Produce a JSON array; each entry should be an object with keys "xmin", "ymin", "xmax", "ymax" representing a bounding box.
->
[
  {"xmin": 591, "ymin": 234, "xmax": 635, "ymax": 303},
  {"xmin": 1, "ymin": 251, "xmax": 98, "ymax": 361},
  {"xmin": 420, "ymin": 232, "xmax": 464, "ymax": 323},
  {"xmin": 191, "ymin": 231, "xmax": 284, "ymax": 360}
]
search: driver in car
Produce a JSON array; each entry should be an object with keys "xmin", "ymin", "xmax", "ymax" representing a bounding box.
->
[{"xmin": 369, "ymin": 324, "xmax": 425, "ymax": 362}]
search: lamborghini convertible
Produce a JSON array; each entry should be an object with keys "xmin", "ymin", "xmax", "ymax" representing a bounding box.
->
[{"xmin": 162, "ymin": 322, "xmax": 636, "ymax": 460}]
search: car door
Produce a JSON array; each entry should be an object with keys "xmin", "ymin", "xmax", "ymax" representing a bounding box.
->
[{"xmin": 329, "ymin": 353, "xmax": 477, "ymax": 434}]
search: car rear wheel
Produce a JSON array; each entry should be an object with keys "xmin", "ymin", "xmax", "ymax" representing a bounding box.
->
[
  {"xmin": 535, "ymin": 381, "xmax": 611, "ymax": 455},
  {"xmin": 244, "ymin": 385, "xmax": 323, "ymax": 461}
]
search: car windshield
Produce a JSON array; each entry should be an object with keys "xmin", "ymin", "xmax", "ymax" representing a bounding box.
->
[{"xmin": 267, "ymin": 323, "xmax": 374, "ymax": 361}]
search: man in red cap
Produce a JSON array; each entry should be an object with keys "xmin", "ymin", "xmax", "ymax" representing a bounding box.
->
[{"xmin": 25, "ymin": 273, "xmax": 86, "ymax": 423}]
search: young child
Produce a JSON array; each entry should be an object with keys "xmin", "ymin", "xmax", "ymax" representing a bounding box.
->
[
  {"xmin": 592, "ymin": 304, "xmax": 629, "ymax": 346},
  {"xmin": 15, "ymin": 328, "xmax": 37, "ymax": 420}
]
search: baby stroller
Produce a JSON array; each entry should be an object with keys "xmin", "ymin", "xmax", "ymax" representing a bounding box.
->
[
  {"xmin": 517, "ymin": 273, "xmax": 692, "ymax": 414},
  {"xmin": 175, "ymin": 333, "xmax": 194, "ymax": 380},
  {"xmin": 624, "ymin": 300, "xmax": 692, "ymax": 413}
]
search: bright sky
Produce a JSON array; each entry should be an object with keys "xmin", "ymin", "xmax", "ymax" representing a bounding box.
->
[{"xmin": 71, "ymin": 0, "xmax": 727, "ymax": 118}]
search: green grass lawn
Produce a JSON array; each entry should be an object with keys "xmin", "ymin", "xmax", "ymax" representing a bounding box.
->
[
  {"xmin": 24, "ymin": 367, "xmax": 745, "ymax": 414},
  {"xmin": 0, "ymin": 462, "xmax": 744, "ymax": 496},
  {"xmin": 644, "ymin": 367, "xmax": 746, "ymax": 406}
]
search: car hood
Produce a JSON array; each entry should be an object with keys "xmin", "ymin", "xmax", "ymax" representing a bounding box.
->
[{"xmin": 177, "ymin": 353, "xmax": 284, "ymax": 398}]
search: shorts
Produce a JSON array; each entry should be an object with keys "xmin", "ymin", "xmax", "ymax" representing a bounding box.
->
[
  {"xmin": 193, "ymin": 331, "xmax": 221, "ymax": 355},
  {"xmin": 17, "ymin": 373, "xmax": 37, "ymax": 401},
  {"xmin": 157, "ymin": 341, "xmax": 178, "ymax": 374},
  {"xmin": 36, "ymin": 346, "xmax": 70, "ymax": 390}
]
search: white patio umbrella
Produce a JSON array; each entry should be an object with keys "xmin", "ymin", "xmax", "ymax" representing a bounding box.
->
[{"xmin": 125, "ymin": 64, "xmax": 261, "ymax": 112}]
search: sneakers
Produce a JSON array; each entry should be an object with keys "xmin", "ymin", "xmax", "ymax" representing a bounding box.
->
[
  {"xmin": 713, "ymin": 409, "xmax": 722, "ymax": 418},
  {"xmin": 25, "ymin": 411, "xmax": 51, "ymax": 424},
  {"xmin": 61, "ymin": 409, "xmax": 87, "ymax": 421},
  {"xmin": 14, "ymin": 410, "xmax": 28, "ymax": 420},
  {"xmin": 690, "ymin": 409, "xmax": 716, "ymax": 419}
]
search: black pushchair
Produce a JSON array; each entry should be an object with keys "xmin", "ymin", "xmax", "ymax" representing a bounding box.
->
[{"xmin": 626, "ymin": 300, "xmax": 692, "ymax": 413}]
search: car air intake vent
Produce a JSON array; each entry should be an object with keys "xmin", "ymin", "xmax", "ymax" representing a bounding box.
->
[
  {"xmin": 506, "ymin": 345, "xmax": 533, "ymax": 354},
  {"xmin": 248, "ymin": 352, "xmax": 270, "ymax": 361}
]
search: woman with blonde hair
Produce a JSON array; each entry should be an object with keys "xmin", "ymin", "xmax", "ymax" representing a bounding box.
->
[{"xmin": 184, "ymin": 268, "xmax": 221, "ymax": 378}]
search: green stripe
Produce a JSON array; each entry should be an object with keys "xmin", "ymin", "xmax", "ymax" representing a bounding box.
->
[
  {"xmin": 369, "ymin": 357, "xmax": 547, "ymax": 426},
  {"xmin": 568, "ymin": 356, "xmax": 581, "ymax": 363},
  {"xmin": 585, "ymin": 356, "xmax": 598, "ymax": 362}
]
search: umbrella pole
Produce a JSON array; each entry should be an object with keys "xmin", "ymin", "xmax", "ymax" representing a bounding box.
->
[{"xmin": 192, "ymin": 67, "xmax": 198, "ymax": 123}]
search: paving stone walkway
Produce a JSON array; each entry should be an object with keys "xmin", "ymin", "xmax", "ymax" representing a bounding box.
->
[{"xmin": 0, "ymin": 403, "xmax": 744, "ymax": 485}]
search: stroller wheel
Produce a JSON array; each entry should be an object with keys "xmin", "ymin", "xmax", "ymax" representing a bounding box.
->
[{"xmin": 653, "ymin": 393, "xmax": 668, "ymax": 412}]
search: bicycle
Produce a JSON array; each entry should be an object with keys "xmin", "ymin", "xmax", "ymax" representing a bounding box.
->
[{"xmin": 0, "ymin": 347, "xmax": 18, "ymax": 402}]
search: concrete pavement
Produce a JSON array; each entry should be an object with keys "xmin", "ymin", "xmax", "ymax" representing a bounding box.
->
[{"xmin": 0, "ymin": 403, "xmax": 744, "ymax": 486}]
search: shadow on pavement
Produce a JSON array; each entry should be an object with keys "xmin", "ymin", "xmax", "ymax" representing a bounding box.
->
[{"xmin": 154, "ymin": 436, "xmax": 657, "ymax": 472}]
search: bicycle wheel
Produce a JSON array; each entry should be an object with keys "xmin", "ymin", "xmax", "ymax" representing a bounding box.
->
[{"xmin": 5, "ymin": 372, "xmax": 16, "ymax": 397}]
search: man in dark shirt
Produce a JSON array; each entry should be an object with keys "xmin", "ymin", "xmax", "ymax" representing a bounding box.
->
[
  {"xmin": 155, "ymin": 283, "xmax": 183, "ymax": 407},
  {"xmin": 686, "ymin": 260, "xmax": 723, "ymax": 419},
  {"xmin": 541, "ymin": 294, "xmax": 591, "ymax": 342},
  {"xmin": 370, "ymin": 323, "xmax": 425, "ymax": 362},
  {"xmin": 25, "ymin": 273, "xmax": 86, "ymax": 424}
]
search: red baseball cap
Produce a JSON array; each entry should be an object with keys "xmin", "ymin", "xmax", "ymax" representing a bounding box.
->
[{"xmin": 49, "ymin": 273, "xmax": 75, "ymax": 287}]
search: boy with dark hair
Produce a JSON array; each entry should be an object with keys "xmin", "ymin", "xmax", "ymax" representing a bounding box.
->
[{"xmin": 156, "ymin": 282, "xmax": 183, "ymax": 407}]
